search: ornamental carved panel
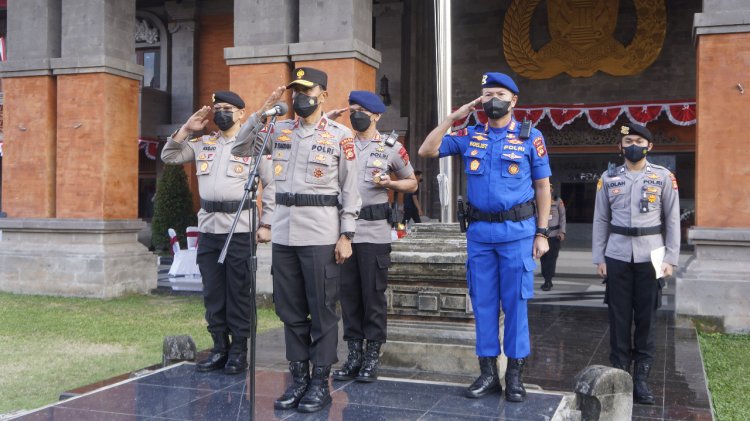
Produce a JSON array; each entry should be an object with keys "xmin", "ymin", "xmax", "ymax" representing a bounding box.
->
[{"xmin": 503, "ymin": 0, "xmax": 666, "ymax": 79}]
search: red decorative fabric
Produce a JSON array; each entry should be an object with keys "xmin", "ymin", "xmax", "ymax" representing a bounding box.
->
[{"xmin": 586, "ymin": 107, "xmax": 623, "ymax": 130}]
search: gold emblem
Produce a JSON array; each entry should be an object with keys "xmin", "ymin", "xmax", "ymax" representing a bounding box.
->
[
  {"xmin": 647, "ymin": 173, "xmax": 659, "ymax": 179},
  {"xmin": 317, "ymin": 138, "xmax": 333, "ymax": 145},
  {"xmin": 315, "ymin": 154, "xmax": 326, "ymax": 162},
  {"xmin": 376, "ymin": 146, "xmax": 385, "ymax": 152},
  {"xmin": 274, "ymin": 164, "xmax": 283, "ymax": 176},
  {"xmin": 470, "ymin": 149, "xmax": 478, "ymax": 156},
  {"xmin": 276, "ymin": 151, "xmax": 284, "ymax": 158},
  {"xmin": 470, "ymin": 159, "xmax": 480, "ymax": 171},
  {"xmin": 212, "ymin": 93, "xmax": 216, "ymax": 102},
  {"xmin": 281, "ymin": 129, "xmax": 293, "ymax": 134},
  {"xmin": 621, "ymin": 125, "xmax": 630, "ymax": 135},
  {"xmin": 373, "ymin": 159, "xmax": 383, "ymax": 168},
  {"xmin": 508, "ymin": 163, "xmax": 520, "ymax": 175},
  {"xmin": 646, "ymin": 186, "xmax": 658, "ymax": 193},
  {"xmin": 200, "ymin": 162, "xmax": 209, "ymax": 172},
  {"xmin": 234, "ymin": 165, "xmax": 244, "ymax": 174},
  {"xmin": 648, "ymin": 194, "xmax": 657, "ymax": 203},
  {"xmin": 373, "ymin": 172, "xmax": 382, "ymax": 183},
  {"xmin": 313, "ymin": 168, "xmax": 324, "ymax": 178},
  {"xmin": 597, "ymin": 179, "xmax": 603, "ymax": 191},
  {"xmin": 481, "ymin": 74, "xmax": 488, "ymax": 85},
  {"xmin": 296, "ymin": 69, "xmax": 305, "ymax": 79},
  {"xmin": 503, "ymin": 0, "xmax": 666, "ymax": 79},
  {"xmin": 277, "ymin": 135, "xmax": 291, "ymax": 142},
  {"xmin": 198, "ymin": 153, "xmax": 206, "ymax": 160}
]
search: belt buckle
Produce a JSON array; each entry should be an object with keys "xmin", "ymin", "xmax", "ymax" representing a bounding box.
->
[
  {"xmin": 627, "ymin": 227, "xmax": 637, "ymax": 236},
  {"xmin": 285, "ymin": 192, "xmax": 295, "ymax": 206}
]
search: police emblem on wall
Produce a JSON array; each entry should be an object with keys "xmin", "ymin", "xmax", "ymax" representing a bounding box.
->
[{"xmin": 503, "ymin": 0, "xmax": 666, "ymax": 79}]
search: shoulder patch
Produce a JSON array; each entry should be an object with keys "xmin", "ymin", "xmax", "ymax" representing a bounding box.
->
[
  {"xmin": 340, "ymin": 137, "xmax": 356, "ymax": 160},
  {"xmin": 669, "ymin": 172, "xmax": 678, "ymax": 190},
  {"xmin": 532, "ymin": 136, "xmax": 547, "ymax": 157},
  {"xmin": 398, "ymin": 146, "xmax": 410, "ymax": 165},
  {"xmin": 597, "ymin": 178, "xmax": 603, "ymax": 191}
]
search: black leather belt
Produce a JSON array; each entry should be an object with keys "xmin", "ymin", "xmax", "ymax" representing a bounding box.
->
[
  {"xmin": 610, "ymin": 224, "xmax": 662, "ymax": 236},
  {"xmin": 549, "ymin": 225, "xmax": 561, "ymax": 231},
  {"xmin": 467, "ymin": 200, "xmax": 536, "ymax": 223},
  {"xmin": 276, "ymin": 192, "xmax": 339, "ymax": 207},
  {"xmin": 200, "ymin": 199, "xmax": 249, "ymax": 213},
  {"xmin": 358, "ymin": 202, "xmax": 391, "ymax": 221}
]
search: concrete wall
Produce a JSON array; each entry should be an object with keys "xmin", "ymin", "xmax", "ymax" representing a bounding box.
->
[{"xmin": 451, "ymin": 0, "xmax": 701, "ymax": 105}]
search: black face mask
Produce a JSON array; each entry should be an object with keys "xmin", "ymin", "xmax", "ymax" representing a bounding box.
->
[
  {"xmin": 482, "ymin": 97, "xmax": 511, "ymax": 120},
  {"xmin": 213, "ymin": 110, "xmax": 236, "ymax": 131},
  {"xmin": 623, "ymin": 144, "xmax": 649, "ymax": 163},
  {"xmin": 350, "ymin": 111, "xmax": 372, "ymax": 132},
  {"xmin": 293, "ymin": 93, "xmax": 319, "ymax": 118}
]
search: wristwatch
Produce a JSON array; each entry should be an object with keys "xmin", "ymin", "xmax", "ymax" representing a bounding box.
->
[
  {"xmin": 535, "ymin": 227, "xmax": 550, "ymax": 238},
  {"xmin": 341, "ymin": 232, "xmax": 355, "ymax": 240}
]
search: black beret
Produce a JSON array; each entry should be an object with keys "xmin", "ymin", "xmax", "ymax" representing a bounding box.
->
[
  {"xmin": 212, "ymin": 91, "xmax": 245, "ymax": 109},
  {"xmin": 287, "ymin": 67, "xmax": 328, "ymax": 90},
  {"xmin": 619, "ymin": 123, "xmax": 653, "ymax": 142}
]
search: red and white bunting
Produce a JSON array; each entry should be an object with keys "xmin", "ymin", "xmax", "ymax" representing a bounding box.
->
[
  {"xmin": 138, "ymin": 138, "xmax": 159, "ymax": 160},
  {"xmin": 452, "ymin": 100, "xmax": 696, "ymax": 131}
]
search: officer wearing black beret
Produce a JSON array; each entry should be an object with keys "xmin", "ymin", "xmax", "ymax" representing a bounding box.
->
[
  {"xmin": 592, "ymin": 122, "xmax": 680, "ymax": 404},
  {"xmin": 162, "ymin": 87, "xmax": 284, "ymax": 375}
]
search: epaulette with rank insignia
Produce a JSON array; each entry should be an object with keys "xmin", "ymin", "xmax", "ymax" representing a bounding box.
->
[{"xmin": 188, "ymin": 137, "xmax": 200, "ymax": 143}]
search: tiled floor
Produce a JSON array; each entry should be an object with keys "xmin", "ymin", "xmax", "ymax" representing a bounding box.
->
[
  {"xmin": 12, "ymin": 274, "xmax": 713, "ymax": 420},
  {"xmin": 15, "ymin": 364, "xmax": 565, "ymax": 420}
]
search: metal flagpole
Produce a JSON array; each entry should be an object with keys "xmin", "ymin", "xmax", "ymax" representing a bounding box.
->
[{"xmin": 434, "ymin": 0, "xmax": 454, "ymax": 222}]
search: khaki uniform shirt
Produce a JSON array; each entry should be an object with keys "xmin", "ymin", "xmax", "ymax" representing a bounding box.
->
[
  {"xmin": 233, "ymin": 115, "xmax": 361, "ymax": 246},
  {"xmin": 548, "ymin": 197, "xmax": 566, "ymax": 238},
  {"xmin": 161, "ymin": 113, "xmax": 275, "ymax": 234},
  {"xmin": 354, "ymin": 132, "xmax": 414, "ymax": 244},
  {"xmin": 592, "ymin": 160, "xmax": 680, "ymax": 266}
]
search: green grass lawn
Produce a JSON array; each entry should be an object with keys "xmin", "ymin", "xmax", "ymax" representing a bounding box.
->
[
  {"xmin": 0, "ymin": 292, "xmax": 282, "ymax": 414},
  {"xmin": 699, "ymin": 332, "xmax": 750, "ymax": 421}
]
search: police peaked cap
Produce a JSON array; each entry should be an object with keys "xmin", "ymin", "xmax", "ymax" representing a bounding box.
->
[
  {"xmin": 619, "ymin": 123, "xmax": 653, "ymax": 142},
  {"xmin": 348, "ymin": 90, "xmax": 386, "ymax": 114},
  {"xmin": 212, "ymin": 91, "xmax": 245, "ymax": 109},
  {"xmin": 287, "ymin": 67, "xmax": 328, "ymax": 90},
  {"xmin": 481, "ymin": 72, "xmax": 519, "ymax": 94}
]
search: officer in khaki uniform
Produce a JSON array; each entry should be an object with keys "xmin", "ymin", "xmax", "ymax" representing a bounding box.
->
[
  {"xmin": 592, "ymin": 123, "xmax": 680, "ymax": 405},
  {"xmin": 233, "ymin": 68, "xmax": 361, "ymax": 413},
  {"xmin": 540, "ymin": 185, "xmax": 566, "ymax": 291},
  {"xmin": 325, "ymin": 91, "xmax": 417, "ymax": 384},
  {"xmin": 161, "ymin": 90, "xmax": 281, "ymax": 375}
]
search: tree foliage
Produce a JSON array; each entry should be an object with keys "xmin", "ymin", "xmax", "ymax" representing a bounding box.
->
[{"xmin": 151, "ymin": 164, "xmax": 197, "ymax": 251}]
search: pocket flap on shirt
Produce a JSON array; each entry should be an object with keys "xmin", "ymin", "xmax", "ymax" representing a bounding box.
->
[{"xmin": 523, "ymin": 256, "xmax": 537, "ymax": 272}]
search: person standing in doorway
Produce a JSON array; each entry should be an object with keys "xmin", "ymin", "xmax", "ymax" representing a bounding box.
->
[
  {"xmin": 403, "ymin": 170, "xmax": 423, "ymax": 224},
  {"xmin": 540, "ymin": 185, "xmax": 566, "ymax": 291}
]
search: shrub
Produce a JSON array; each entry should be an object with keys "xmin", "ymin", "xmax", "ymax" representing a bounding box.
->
[{"xmin": 151, "ymin": 164, "xmax": 197, "ymax": 251}]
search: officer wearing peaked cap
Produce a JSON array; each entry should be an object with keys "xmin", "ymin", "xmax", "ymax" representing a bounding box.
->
[
  {"xmin": 419, "ymin": 72, "xmax": 552, "ymax": 403},
  {"xmin": 232, "ymin": 67, "xmax": 361, "ymax": 414},
  {"xmin": 325, "ymin": 91, "xmax": 418, "ymax": 384},
  {"xmin": 161, "ymin": 88, "xmax": 284, "ymax": 375},
  {"xmin": 592, "ymin": 122, "xmax": 680, "ymax": 405}
]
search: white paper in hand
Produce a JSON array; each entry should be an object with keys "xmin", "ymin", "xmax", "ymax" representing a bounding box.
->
[{"xmin": 650, "ymin": 246, "xmax": 666, "ymax": 278}]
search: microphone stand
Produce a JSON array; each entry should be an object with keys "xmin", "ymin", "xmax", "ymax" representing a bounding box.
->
[{"xmin": 218, "ymin": 114, "xmax": 277, "ymax": 421}]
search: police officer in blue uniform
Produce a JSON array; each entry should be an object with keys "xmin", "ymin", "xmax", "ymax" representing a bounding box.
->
[{"xmin": 419, "ymin": 72, "xmax": 552, "ymax": 403}]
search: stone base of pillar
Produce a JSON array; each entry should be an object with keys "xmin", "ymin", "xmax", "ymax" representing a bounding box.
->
[
  {"xmin": 0, "ymin": 219, "xmax": 157, "ymax": 298},
  {"xmin": 677, "ymin": 227, "xmax": 750, "ymax": 333},
  {"xmin": 382, "ymin": 223, "xmax": 505, "ymax": 376}
]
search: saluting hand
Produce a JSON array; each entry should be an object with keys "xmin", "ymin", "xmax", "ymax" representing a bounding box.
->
[
  {"xmin": 335, "ymin": 236, "xmax": 353, "ymax": 264},
  {"xmin": 326, "ymin": 108, "xmax": 348, "ymax": 121},
  {"xmin": 533, "ymin": 235, "xmax": 549, "ymax": 259},
  {"xmin": 448, "ymin": 97, "xmax": 481, "ymax": 122},
  {"xmin": 258, "ymin": 86, "xmax": 287, "ymax": 116},
  {"xmin": 183, "ymin": 106, "xmax": 211, "ymax": 132}
]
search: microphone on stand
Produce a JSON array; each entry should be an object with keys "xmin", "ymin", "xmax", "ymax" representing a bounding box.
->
[{"xmin": 262, "ymin": 102, "xmax": 289, "ymax": 118}]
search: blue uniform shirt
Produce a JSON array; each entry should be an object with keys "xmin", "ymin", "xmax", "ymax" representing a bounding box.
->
[{"xmin": 439, "ymin": 119, "xmax": 551, "ymax": 243}]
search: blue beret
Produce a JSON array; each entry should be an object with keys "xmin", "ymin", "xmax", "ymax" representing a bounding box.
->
[
  {"xmin": 481, "ymin": 72, "xmax": 519, "ymax": 94},
  {"xmin": 348, "ymin": 90, "xmax": 386, "ymax": 114}
]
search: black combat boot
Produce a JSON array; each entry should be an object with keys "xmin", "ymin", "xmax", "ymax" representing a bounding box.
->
[
  {"xmin": 633, "ymin": 362, "xmax": 655, "ymax": 405},
  {"xmin": 274, "ymin": 361, "xmax": 310, "ymax": 410},
  {"xmin": 196, "ymin": 332, "xmax": 229, "ymax": 372},
  {"xmin": 333, "ymin": 339, "xmax": 364, "ymax": 381},
  {"xmin": 504, "ymin": 358, "xmax": 527, "ymax": 402},
  {"xmin": 612, "ymin": 359, "xmax": 631, "ymax": 374},
  {"xmin": 297, "ymin": 365, "xmax": 332, "ymax": 413},
  {"xmin": 356, "ymin": 340, "xmax": 382, "ymax": 382},
  {"xmin": 223, "ymin": 336, "xmax": 248, "ymax": 375},
  {"xmin": 541, "ymin": 280, "xmax": 553, "ymax": 291},
  {"xmin": 465, "ymin": 356, "xmax": 502, "ymax": 398}
]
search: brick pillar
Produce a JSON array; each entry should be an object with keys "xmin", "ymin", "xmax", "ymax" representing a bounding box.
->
[
  {"xmin": 677, "ymin": 3, "xmax": 750, "ymax": 332},
  {"xmin": 0, "ymin": 0, "xmax": 61, "ymax": 217}
]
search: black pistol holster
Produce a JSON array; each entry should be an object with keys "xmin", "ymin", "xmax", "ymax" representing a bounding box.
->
[{"xmin": 457, "ymin": 195, "xmax": 468, "ymax": 233}]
